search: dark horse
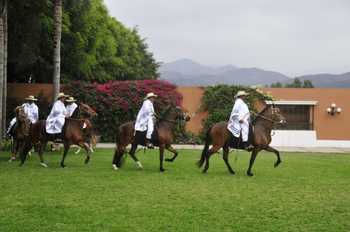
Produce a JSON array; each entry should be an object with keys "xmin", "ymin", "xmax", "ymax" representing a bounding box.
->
[
  {"xmin": 197, "ymin": 104, "xmax": 286, "ymax": 176},
  {"xmin": 19, "ymin": 103, "xmax": 97, "ymax": 168},
  {"xmin": 112, "ymin": 106, "xmax": 190, "ymax": 172},
  {"xmin": 9, "ymin": 106, "xmax": 31, "ymax": 161}
]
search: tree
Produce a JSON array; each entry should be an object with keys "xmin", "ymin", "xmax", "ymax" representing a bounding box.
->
[
  {"xmin": 270, "ymin": 82, "xmax": 282, "ymax": 88},
  {"xmin": 7, "ymin": 0, "xmax": 159, "ymax": 84},
  {"xmin": 52, "ymin": 0, "xmax": 62, "ymax": 100},
  {"xmin": 302, "ymin": 80, "xmax": 314, "ymax": 88}
]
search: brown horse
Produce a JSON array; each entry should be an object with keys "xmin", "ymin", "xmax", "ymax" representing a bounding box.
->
[
  {"xmin": 112, "ymin": 106, "xmax": 190, "ymax": 172},
  {"xmin": 197, "ymin": 105, "xmax": 286, "ymax": 176},
  {"xmin": 19, "ymin": 103, "xmax": 97, "ymax": 168},
  {"xmin": 9, "ymin": 106, "xmax": 31, "ymax": 161}
]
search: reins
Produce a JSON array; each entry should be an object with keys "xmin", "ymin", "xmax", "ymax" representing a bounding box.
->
[{"xmin": 251, "ymin": 110, "xmax": 278, "ymax": 124}]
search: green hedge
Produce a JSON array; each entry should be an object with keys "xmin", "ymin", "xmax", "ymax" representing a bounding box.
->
[{"xmin": 200, "ymin": 85, "xmax": 273, "ymax": 138}]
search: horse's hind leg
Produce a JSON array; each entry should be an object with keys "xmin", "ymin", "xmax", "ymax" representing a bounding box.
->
[
  {"xmin": 38, "ymin": 142, "xmax": 48, "ymax": 168},
  {"xmin": 165, "ymin": 144, "xmax": 178, "ymax": 162},
  {"xmin": 129, "ymin": 143, "xmax": 143, "ymax": 169},
  {"xmin": 203, "ymin": 145, "xmax": 221, "ymax": 173},
  {"xmin": 159, "ymin": 144, "xmax": 166, "ymax": 172},
  {"xmin": 247, "ymin": 149, "xmax": 260, "ymax": 176},
  {"xmin": 60, "ymin": 142, "xmax": 71, "ymax": 168},
  {"xmin": 223, "ymin": 146, "xmax": 235, "ymax": 175},
  {"xmin": 264, "ymin": 146, "xmax": 282, "ymax": 167}
]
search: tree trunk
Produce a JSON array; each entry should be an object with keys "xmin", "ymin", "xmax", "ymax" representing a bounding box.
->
[
  {"xmin": 2, "ymin": 3, "xmax": 6, "ymax": 137},
  {"xmin": 0, "ymin": 14, "xmax": 4, "ymax": 142},
  {"xmin": 52, "ymin": 0, "xmax": 62, "ymax": 101}
]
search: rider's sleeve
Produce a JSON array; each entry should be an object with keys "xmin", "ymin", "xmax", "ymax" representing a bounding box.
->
[{"xmin": 34, "ymin": 106, "xmax": 39, "ymax": 121}]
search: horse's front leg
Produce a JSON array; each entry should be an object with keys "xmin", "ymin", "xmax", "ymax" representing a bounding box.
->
[
  {"xmin": 264, "ymin": 145, "xmax": 282, "ymax": 167},
  {"xmin": 78, "ymin": 141, "xmax": 91, "ymax": 165},
  {"xmin": 247, "ymin": 149, "xmax": 260, "ymax": 176},
  {"xmin": 164, "ymin": 144, "xmax": 178, "ymax": 162},
  {"xmin": 159, "ymin": 144, "xmax": 165, "ymax": 172},
  {"xmin": 60, "ymin": 142, "xmax": 71, "ymax": 168}
]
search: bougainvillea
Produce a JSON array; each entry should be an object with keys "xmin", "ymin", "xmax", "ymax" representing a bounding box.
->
[{"xmin": 65, "ymin": 80, "xmax": 183, "ymax": 142}]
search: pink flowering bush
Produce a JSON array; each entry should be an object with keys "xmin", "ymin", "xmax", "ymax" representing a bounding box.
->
[{"xmin": 65, "ymin": 80, "xmax": 183, "ymax": 142}]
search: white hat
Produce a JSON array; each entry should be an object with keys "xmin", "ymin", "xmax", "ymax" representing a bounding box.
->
[
  {"xmin": 57, "ymin": 92, "xmax": 68, "ymax": 99},
  {"xmin": 25, "ymin": 95, "xmax": 38, "ymax": 101},
  {"xmin": 144, "ymin": 92, "xmax": 158, "ymax": 100},
  {"xmin": 66, "ymin": 96, "xmax": 76, "ymax": 103},
  {"xmin": 235, "ymin": 90, "xmax": 249, "ymax": 98}
]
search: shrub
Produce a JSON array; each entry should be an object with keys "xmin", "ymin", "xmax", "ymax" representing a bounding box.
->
[
  {"xmin": 65, "ymin": 80, "xmax": 183, "ymax": 142},
  {"xmin": 200, "ymin": 85, "xmax": 273, "ymax": 138}
]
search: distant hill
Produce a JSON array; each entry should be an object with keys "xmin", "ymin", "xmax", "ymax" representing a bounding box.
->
[
  {"xmin": 294, "ymin": 72, "xmax": 350, "ymax": 87},
  {"xmin": 159, "ymin": 59, "xmax": 290, "ymax": 86},
  {"xmin": 159, "ymin": 59, "xmax": 350, "ymax": 88}
]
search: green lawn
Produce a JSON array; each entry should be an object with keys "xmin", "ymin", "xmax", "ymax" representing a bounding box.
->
[{"xmin": 0, "ymin": 148, "xmax": 349, "ymax": 232}]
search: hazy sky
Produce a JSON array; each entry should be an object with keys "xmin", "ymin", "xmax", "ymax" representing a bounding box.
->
[{"xmin": 104, "ymin": 0, "xmax": 350, "ymax": 76}]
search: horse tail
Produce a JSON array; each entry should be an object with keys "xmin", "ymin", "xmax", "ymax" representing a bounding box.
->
[{"xmin": 197, "ymin": 127, "xmax": 212, "ymax": 168}]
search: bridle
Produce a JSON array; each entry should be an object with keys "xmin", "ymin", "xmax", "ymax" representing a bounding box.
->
[{"xmin": 252, "ymin": 107, "xmax": 281, "ymax": 124}]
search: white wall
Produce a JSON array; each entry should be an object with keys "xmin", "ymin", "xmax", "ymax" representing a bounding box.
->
[{"xmin": 270, "ymin": 130, "xmax": 350, "ymax": 148}]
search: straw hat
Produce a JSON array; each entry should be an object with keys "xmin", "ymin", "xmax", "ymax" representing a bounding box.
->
[
  {"xmin": 57, "ymin": 92, "xmax": 68, "ymax": 99},
  {"xmin": 235, "ymin": 90, "xmax": 249, "ymax": 98},
  {"xmin": 144, "ymin": 92, "xmax": 158, "ymax": 100},
  {"xmin": 66, "ymin": 96, "xmax": 77, "ymax": 103},
  {"xmin": 25, "ymin": 95, "xmax": 38, "ymax": 101}
]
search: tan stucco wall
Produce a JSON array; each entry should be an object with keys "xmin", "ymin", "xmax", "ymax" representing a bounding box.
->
[
  {"xmin": 176, "ymin": 87, "xmax": 208, "ymax": 134},
  {"xmin": 263, "ymin": 88, "xmax": 350, "ymax": 140},
  {"xmin": 9, "ymin": 83, "xmax": 54, "ymax": 101}
]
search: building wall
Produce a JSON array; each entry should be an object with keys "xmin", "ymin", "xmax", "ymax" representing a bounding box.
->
[
  {"xmin": 264, "ymin": 88, "xmax": 350, "ymax": 140},
  {"xmin": 8, "ymin": 83, "xmax": 54, "ymax": 101},
  {"xmin": 176, "ymin": 87, "xmax": 208, "ymax": 134}
]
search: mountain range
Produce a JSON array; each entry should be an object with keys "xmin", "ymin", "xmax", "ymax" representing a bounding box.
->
[{"xmin": 159, "ymin": 59, "xmax": 350, "ymax": 87}]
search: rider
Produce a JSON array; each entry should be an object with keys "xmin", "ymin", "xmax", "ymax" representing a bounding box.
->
[
  {"xmin": 46, "ymin": 92, "xmax": 69, "ymax": 137},
  {"xmin": 6, "ymin": 95, "xmax": 39, "ymax": 137},
  {"xmin": 227, "ymin": 90, "xmax": 254, "ymax": 150},
  {"xmin": 65, "ymin": 96, "xmax": 78, "ymax": 117},
  {"xmin": 134, "ymin": 92, "xmax": 157, "ymax": 148}
]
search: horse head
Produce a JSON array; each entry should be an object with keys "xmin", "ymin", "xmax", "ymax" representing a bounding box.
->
[
  {"xmin": 79, "ymin": 103, "xmax": 97, "ymax": 118},
  {"xmin": 270, "ymin": 106, "xmax": 287, "ymax": 125},
  {"xmin": 160, "ymin": 105, "xmax": 190, "ymax": 123},
  {"xmin": 15, "ymin": 106, "xmax": 27, "ymax": 122}
]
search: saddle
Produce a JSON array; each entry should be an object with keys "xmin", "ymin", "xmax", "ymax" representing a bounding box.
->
[
  {"xmin": 134, "ymin": 128, "xmax": 159, "ymax": 146},
  {"xmin": 227, "ymin": 123, "xmax": 254, "ymax": 149}
]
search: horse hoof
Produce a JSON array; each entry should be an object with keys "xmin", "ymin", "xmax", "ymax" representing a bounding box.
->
[
  {"xmin": 229, "ymin": 171, "xmax": 236, "ymax": 175},
  {"xmin": 160, "ymin": 168, "xmax": 166, "ymax": 172},
  {"xmin": 40, "ymin": 163, "xmax": 48, "ymax": 168},
  {"xmin": 165, "ymin": 158, "xmax": 174, "ymax": 162},
  {"xmin": 85, "ymin": 157, "xmax": 90, "ymax": 164},
  {"xmin": 247, "ymin": 172, "xmax": 254, "ymax": 177},
  {"xmin": 112, "ymin": 164, "xmax": 119, "ymax": 170},
  {"xmin": 136, "ymin": 161, "xmax": 143, "ymax": 169},
  {"xmin": 274, "ymin": 161, "xmax": 281, "ymax": 168}
]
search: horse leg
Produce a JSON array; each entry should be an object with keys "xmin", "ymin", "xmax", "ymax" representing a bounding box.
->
[
  {"xmin": 19, "ymin": 141, "xmax": 33, "ymax": 166},
  {"xmin": 38, "ymin": 142, "xmax": 48, "ymax": 168},
  {"xmin": 264, "ymin": 146, "xmax": 282, "ymax": 168},
  {"xmin": 112, "ymin": 146, "xmax": 126, "ymax": 170},
  {"xmin": 203, "ymin": 145, "xmax": 221, "ymax": 173},
  {"xmin": 129, "ymin": 143, "xmax": 143, "ymax": 169},
  {"xmin": 9, "ymin": 139, "xmax": 18, "ymax": 162},
  {"xmin": 223, "ymin": 145, "xmax": 235, "ymax": 175},
  {"xmin": 247, "ymin": 149, "xmax": 260, "ymax": 176},
  {"xmin": 164, "ymin": 144, "xmax": 178, "ymax": 162},
  {"xmin": 60, "ymin": 142, "xmax": 71, "ymax": 168},
  {"xmin": 159, "ymin": 144, "xmax": 166, "ymax": 172},
  {"xmin": 77, "ymin": 141, "xmax": 91, "ymax": 164}
]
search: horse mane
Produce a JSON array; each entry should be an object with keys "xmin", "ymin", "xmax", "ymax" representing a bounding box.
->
[
  {"xmin": 252, "ymin": 105, "xmax": 271, "ymax": 124},
  {"xmin": 158, "ymin": 105, "xmax": 174, "ymax": 122}
]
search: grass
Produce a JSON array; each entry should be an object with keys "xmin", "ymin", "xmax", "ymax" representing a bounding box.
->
[{"xmin": 0, "ymin": 148, "xmax": 349, "ymax": 232}]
